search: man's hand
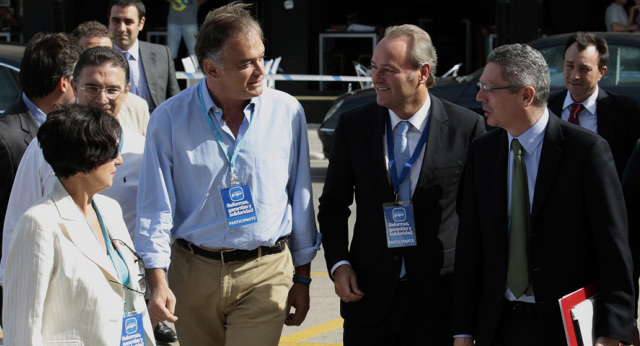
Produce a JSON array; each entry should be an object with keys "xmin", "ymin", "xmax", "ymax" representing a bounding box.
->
[
  {"xmin": 284, "ymin": 281, "xmax": 310, "ymax": 326},
  {"xmin": 146, "ymin": 268, "xmax": 178, "ymax": 327},
  {"xmin": 453, "ymin": 337, "xmax": 474, "ymax": 346},
  {"xmin": 285, "ymin": 263, "xmax": 312, "ymax": 326},
  {"xmin": 594, "ymin": 336, "xmax": 620, "ymax": 346},
  {"xmin": 333, "ymin": 264, "xmax": 364, "ymax": 303}
]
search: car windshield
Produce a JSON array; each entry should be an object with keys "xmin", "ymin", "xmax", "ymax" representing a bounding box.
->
[{"xmin": 538, "ymin": 43, "xmax": 640, "ymax": 88}]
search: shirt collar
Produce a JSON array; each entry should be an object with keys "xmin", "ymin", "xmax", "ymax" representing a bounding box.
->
[
  {"xmin": 21, "ymin": 92, "xmax": 47, "ymax": 126},
  {"xmin": 115, "ymin": 39, "xmax": 140, "ymax": 61},
  {"xmin": 562, "ymin": 85, "xmax": 599, "ymax": 115},
  {"xmin": 200, "ymin": 79, "xmax": 257, "ymax": 122},
  {"xmin": 507, "ymin": 108, "xmax": 549, "ymax": 155},
  {"xmin": 388, "ymin": 94, "xmax": 431, "ymax": 133}
]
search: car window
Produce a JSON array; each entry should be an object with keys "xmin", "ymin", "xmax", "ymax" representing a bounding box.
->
[
  {"xmin": 538, "ymin": 43, "xmax": 640, "ymax": 88},
  {"xmin": 0, "ymin": 65, "xmax": 20, "ymax": 113}
]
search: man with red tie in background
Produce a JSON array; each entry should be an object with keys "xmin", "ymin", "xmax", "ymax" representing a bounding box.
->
[{"xmin": 547, "ymin": 31, "xmax": 640, "ymax": 179}]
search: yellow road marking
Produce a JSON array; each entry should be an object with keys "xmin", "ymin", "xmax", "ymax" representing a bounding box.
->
[
  {"xmin": 311, "ymin": 271, "xmax": 328, "ymax": 277},
  {"xmin": 279, "ymin": 318, "xmax": 343, "ymax": 345}
]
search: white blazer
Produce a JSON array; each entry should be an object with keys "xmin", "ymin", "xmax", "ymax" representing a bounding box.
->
[{"xmin": 2, "ymin": 180, "xmax": 155, "ymax": 345}]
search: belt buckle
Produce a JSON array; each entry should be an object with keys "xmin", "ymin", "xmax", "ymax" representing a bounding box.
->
[{"xmin": 219, "ymin": 249, "xmax": 235, "ymax": 264}]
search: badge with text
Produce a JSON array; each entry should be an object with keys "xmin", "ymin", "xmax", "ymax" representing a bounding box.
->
[
  {"xmin": 121, "ymin": 312, "xmax": 145, "ymax": 346},
  {"xmin": 220, "ymin": 183, "xmax": 258, "ymax": 229},
  {"xmin": 383, "ymin": 202, "xmax": 417, "ymax": 248}
]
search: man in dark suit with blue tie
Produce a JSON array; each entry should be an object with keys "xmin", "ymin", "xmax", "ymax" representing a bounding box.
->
[
  {"xmin": 547, "ymin": 31, "xmax": 640, "ymax": 179},
  {"xmin": 453, "ymin": 43, "xmax": 634, "ymax": 346},
  {"xmin": 318, "ymin": 24, "xmax": 485, "ymax": 345},
  {"xmin": 108, "ymin": 0, "xmax": 180, "ymax": 111}
]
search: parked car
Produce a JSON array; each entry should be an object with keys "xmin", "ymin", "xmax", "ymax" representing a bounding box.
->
[
  {"xmin": 317, "ymin": 32, "xmax": 640, "ymax": 157},
  {"xmin": 0, "ymin": 43, "xmax": 24, "ymax": 114}
]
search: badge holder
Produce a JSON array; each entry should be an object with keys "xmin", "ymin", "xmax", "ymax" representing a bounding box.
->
[
  {"xmin": 121, "ymin": 310, "xmax": 145, "ymax": 346},
  {"xmin": 382, "ymin": 196, "xmax": 417, "ymax": 248},
  {"xmin": 219, "ymin": 172, "xmax": 258, "ymax": 231}
]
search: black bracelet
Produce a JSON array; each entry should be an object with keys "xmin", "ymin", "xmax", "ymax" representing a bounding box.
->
[{"xmin": 293, "ymin": 275, "xmax": 312, "ymax": 285}]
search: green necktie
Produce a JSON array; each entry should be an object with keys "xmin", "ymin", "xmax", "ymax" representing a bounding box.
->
[{"xmin": 506, "ymin": 139, "xmax": 533, "ymax": 298}]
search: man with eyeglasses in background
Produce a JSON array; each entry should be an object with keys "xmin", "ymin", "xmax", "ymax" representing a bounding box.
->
[
  {"xmin": 72, "ymin": 20, "xmax": 151, "ymax": 137},
  {"xmin": 453, "ymin": 43, "xmax": 634, "ymax": 346},
  {"xmin": 0, "ymin": 47, "xmax": 146, "ymax": 297}
]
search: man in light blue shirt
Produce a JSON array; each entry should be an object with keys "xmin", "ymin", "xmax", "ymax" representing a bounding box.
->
[{"xmin": 135, "ymin": 3, "xmax": 320, "ymax": 345}]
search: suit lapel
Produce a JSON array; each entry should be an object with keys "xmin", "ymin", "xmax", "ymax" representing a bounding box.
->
[
  {"xmin": 417, "ymin": 95, "xmax": 448, "ymax": 187},
  {"xmin": 138, "ymin": 42, "xmax": 157, "ymax": 105},
  {"xmin": 368, "ymin": 104, "xmax": 396, "ymax": 199},
  {"xmin": 531, "ymin": 113, "xmax": 563, "ymax": 223},
  {"xmin": 595, "ymin": 88, "xmax": 614, "ymax": 142},
  {"xmin": 51, "ymin": 181, "xmax": 120, "ymax": 281}
]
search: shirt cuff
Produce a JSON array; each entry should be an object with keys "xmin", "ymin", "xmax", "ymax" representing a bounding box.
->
[{"xmin": 330, "ymin": 260, "xmax": 352, "ymax": 277}]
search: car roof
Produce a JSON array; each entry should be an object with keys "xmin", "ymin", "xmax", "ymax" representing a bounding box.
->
[
  {"xmin": 528, "ymin": 31, "xmax": 640, "ymax": 49},
  {"xmin": 0, "ymin": 43, "xmax": 24, "ymax": 68}
]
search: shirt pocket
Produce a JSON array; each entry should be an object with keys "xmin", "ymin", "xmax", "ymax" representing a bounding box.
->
[{"xmin": 254, "ymin": 157, "xmax": 290, "ymax": 208}]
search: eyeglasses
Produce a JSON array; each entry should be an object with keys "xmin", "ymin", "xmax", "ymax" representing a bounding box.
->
[
  {"xmin": 79, "ymin": 85, "xmax": 123, "ymax": 100},
  {"xmin": 476, "ymin": 82, "xmax": 523, "ymax": 94},
  {"xmin": 109, "ymin": 239, "xmax": 146, "ymax": 295}
]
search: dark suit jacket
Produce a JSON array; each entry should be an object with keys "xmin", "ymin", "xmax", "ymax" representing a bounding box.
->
[
  {"xmin": 453, "ymin": 113, "xmax": 635, "ymax": 345},
  {"xmin": 318, "ymin": 95, "xmax": 485, "ymax": 339},
  {"xmin": 138, "ymin": 41, "xmax": 180, "ymax": 111},
  {"xmin": 0, "ymin": 96, "xmax": 39, "ymax": 243},
  {"xmin": 548, "ymin": 88, "xmax": 640, "ymax": 179},
  {"xmin": 622, "ymin": 139, "xmax": 640, "ymax": 316}
]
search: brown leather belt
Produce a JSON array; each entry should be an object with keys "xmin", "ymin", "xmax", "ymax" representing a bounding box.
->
[{"xmin": 176, "ymin": 236, "xmax": 288, "ymax": 264}]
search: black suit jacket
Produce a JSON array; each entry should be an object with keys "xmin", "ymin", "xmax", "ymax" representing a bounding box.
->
[
  {"xmin": 0, "ymin": 97, "xmax": 39, "ymax": 240},
  {"xmin": 548, "ymin": 88, "xmax": 640, "ymax": 179},
  {"xmin": 622, "ymin": 139, "xmax": 640, "ymax": 316},
  {"xmin": 318, "ymin": 95, "xmax": 485, "ymax": 337},
  {"xmin": 453, "ymin": 113, "xmax": 634, "ymax": 345},
  {"xmin": 138, "ymin": 41, "xmax": 180, "ymax": 111}
]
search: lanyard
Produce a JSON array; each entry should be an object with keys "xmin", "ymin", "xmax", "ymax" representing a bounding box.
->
[
  {"xmin": 386, "ymin": 115, "xmax": 431, "ymax": 196},
  {"xmin": 87, "ymin": 201, "xmax": 130, "ymax": 287},
  {"xmin": 198, "ymin": 82, "xmax": 254, "ymax": 180}
]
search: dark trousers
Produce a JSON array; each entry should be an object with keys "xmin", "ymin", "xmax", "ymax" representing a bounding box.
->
[
  {"xmin": 490, "ymin": 299, "xmax": 567, "ymax": 346},
  {"xmin": 344, "ymin": 274, "xmax": 453, "ymax": 346}
]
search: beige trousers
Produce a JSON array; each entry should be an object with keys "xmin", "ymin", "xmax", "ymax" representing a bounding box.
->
[{"xmin": 168, "ymin": 241, "xmax": 294, "ymax": 346}]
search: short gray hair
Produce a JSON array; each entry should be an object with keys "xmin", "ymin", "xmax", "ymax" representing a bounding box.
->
[
  {"xmin": 487, "ymin": 43, "xmax": 550, "ymax": 107},
  {"xmin": 383, "ymin": 24, "xmax": 438, "ymax": 87},
  {"xmin": 195, "ymin": 1, "xmax": 264, "ymax": 71}
]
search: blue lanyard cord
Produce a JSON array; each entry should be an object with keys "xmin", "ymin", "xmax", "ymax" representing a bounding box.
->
[
  {"xmin": 90, "ymin": 201, "xmax": 131, "ymax": 287},
  {"xmin": 198, "ymin": 82, "xmax": 254, "ymax": 178},
  {"xmin": 386, "ymin": 115, "xmax": 431, "ymax": 195}
]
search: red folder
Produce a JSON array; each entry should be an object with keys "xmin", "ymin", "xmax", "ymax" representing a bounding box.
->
[{"xmin": 558, "ymin": 283, "xmax": 598, "ymax": 346}]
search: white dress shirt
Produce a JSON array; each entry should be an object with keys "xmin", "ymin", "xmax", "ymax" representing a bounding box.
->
[{"xmin": 560, "ymin": 85, "xmax": 599, "ymax": 133}]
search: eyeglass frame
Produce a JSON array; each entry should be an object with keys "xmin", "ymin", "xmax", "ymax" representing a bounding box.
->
[
  {"xmin": 476, "ymin": 81, "xmax": 524, "ymax": 94},
  {"xmin": 79, "ymin": 85, "xmax": 125, "ymax": 100},
  {"xmin": 108, "ymin": 238, "xmax": 146, "ymax": 296}
]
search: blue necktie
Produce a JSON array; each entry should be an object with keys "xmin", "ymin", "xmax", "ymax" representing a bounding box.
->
[
  {"xmin": 395, "ymin": 121, "xmax": 411, "ymax": 278},
  {"xmin": 395, "ymin": 121, "xmax": 411, "ymax": 201},
  {"xmin": 123, "ymin": 51, "xmax": 137, "ymax": 95}
]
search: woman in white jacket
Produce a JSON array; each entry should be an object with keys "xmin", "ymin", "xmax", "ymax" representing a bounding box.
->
[{"xmin": 3, "ymin": 104, "xmax": 155, "ymax": 345}]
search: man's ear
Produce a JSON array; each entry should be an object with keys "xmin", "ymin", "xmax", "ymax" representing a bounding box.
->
[{"xmin": 203, "ymin": 59, "xmax": 221, "ymax": 77}]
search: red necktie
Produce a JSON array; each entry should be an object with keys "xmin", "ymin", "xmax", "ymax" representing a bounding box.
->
[{"xmin": 568, "ymin": 103, "xmax": 583, "ymax": 125}]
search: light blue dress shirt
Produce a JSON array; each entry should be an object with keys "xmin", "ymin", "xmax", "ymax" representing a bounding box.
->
[
  {"xmin": 21, "ymin": 93, "xmax": 46, "ymax": 125},
  {"xmin": 115, "ymin": 40, "xmax": 153, "ymax": 108},
  {"xmin": 135, "ymin": 79, "xmax": 321, "ymax": 270},
  {"xmin": 505, "ymin": 108, "xmax": 549, "ymax": 303}
]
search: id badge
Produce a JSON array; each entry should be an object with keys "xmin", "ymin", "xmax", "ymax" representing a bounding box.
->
[
  {"xmin": 220, "ymin": 183, "xmax": 258, "ymax": 229},
  {"xmin": 121, "ymin": 311, "xmax": 145, "ymax": 346},
  {"xmin": 383, "ymin": 201, "xmax": 417, "ymax": 248}
]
